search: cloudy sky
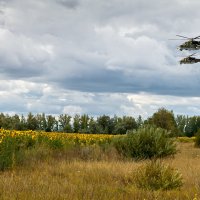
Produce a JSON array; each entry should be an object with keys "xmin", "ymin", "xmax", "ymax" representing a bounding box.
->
[{"xmin": 0, "ymin": 0, "xmax": 200, "ymax": 118}]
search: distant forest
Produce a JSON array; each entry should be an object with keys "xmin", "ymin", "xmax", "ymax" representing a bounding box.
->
[{"xmin": 0, "ymin": 108, "xmax": 199, "ymax": 137}]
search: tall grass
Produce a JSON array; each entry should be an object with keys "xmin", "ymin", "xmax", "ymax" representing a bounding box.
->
[
  {"xmin": 0, "ymin": 143, "xmax": 200, "ymax": 199},
  {"xmin": 0, "ymin": 130, "xmax": 200, "ymax": 199}
]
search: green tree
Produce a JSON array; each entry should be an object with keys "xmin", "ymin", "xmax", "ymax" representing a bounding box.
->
[
  {"xmin": 10, "ymin": 114, "xmax": 21, "ymax": 130},
  {"xmin": 26, "ymin": 112, "xmax": 38, "ymax": 130},
  {"xmin": 58, "ymin": 114, "xmax": 72, "ymax": 132},
  {"xmin": 114, "ymin": 116, "xmax": 137, "ymax": 134},
  {"xmin": 73, "ymin": 114, "xmax": 81, "ymax": 133},
  {"xmin": 88, "ymin": 117, "xmax": 99, "ymax": 134},
  {"xmin": 0, "ymin": 113, "xmax": 5, "ymax": 129},
  {"xmin": 148, "ymin": 108, "xmax": 178, "ymax": 136},
  {"xmin": 175, "ymin": 115, "xmax": 188, "ymax": 136},
  {"xmin": 136, "ymin": 115, "xmax": 143, "ymax": 128},
  {"xmin": 46, "ymin": 115, "xmax": 56, "ymax": 132},
  {"xmin": 19, "ymin": 115, "xmax": 26, "ymax": 130},
  {"xmin": 2, "ymin": 114, "xmax": 12, "ymax": 129},
  {"xmin": 97, "ymin": 115, "xmax": 115, "ymax": 134},
  {"xmin": 185, "ymin": 116, "xmax": 200, "ymax": 137},
  {"xmin": 80, "ymin": 114, "xmax": 90, "ymax": 133}
]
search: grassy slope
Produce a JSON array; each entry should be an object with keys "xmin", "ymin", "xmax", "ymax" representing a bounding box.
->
[{"xmin": 0, "ymin": 142, "xmax": 200, "ymax": 200}]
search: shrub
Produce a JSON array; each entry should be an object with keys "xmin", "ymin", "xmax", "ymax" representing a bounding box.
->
[
  {"xmin": 113, "ymin": 125, "xmax": 177, "ymax": 160},
  {"xmin": 134, "ymin": 160, "xmax": 183, "ymax": 190}
]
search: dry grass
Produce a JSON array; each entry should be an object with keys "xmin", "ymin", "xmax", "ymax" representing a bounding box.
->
[{"xmin": 0, "ymin": 142, "xmax": 200, "ymax": 199}]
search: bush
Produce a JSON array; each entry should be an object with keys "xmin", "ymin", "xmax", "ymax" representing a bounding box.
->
[
  {"xmin": 113, "ymin": 125, "xmax": 177, "ymax": 160},
  {"xmin": 134, "ymin": 160, "xmax": 183, "ymax": 190}
]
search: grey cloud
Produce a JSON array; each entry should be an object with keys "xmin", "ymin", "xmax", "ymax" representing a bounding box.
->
[
  {"xmin": 56, "ymin": 0, "xmax": 80, "ymax": 9},
  {"xmin": 56, "ymin": 65, "xmax": 200, "ymax": 97},
  {"xmin": 1, "ymin": 0, "xmax": 200, "ymax": 116},
  {"xmin": 83, "ymin": 0, "xmax": 200, "ymax": 38},
  {"xmin": 0, "ymin": 28, "xmax": 54, "ymax": 79}
]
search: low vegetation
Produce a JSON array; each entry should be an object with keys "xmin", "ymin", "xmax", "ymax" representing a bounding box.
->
[
  {"xmin": 177, "ymin": 136, "xmax": 195, "ymax": 143},
  {"xmin": 0, "ymin": 141, "xmax": 199, "ymax": 199},
  {"xmin": 1, "ymin": 126, "xmax": 200, "ymax": 199},
  {"xmin": 133, "ymin": 160, "xmax": 183, "ymax": 190},
  {"xmin": 0, "ymin": 129, "xmax": 114, "ymax": 170},
  {"xmin": 113, "ymin": 125, "xmax": 177, "ymax": 160}
]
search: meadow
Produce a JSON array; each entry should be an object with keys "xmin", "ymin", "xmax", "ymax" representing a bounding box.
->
[{"xmin": 0, "ymin": 129, "xmax": 200, "ymax": 200}]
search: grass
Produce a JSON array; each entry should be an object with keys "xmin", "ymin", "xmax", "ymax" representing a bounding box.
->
[
  {"xmin": 0, "ymin": 142, "xmax": 200, "ymax": 199},
  {"xmin": 176, "ymin": 137, "xmax": 195, "ymax": 143}
]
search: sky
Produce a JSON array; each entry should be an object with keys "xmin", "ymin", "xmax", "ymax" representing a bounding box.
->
[{"xmin": 0, "ymin": 0, "xmax": 200, "ymax": 118}]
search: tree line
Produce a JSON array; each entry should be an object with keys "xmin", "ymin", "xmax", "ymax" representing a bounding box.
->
[
  {"xmin": 0, "ymin": 112, "xmax": 139, "ymax": 134},
  {"xmin": 0, "ymin": 108, "xmax": 200, "ymax": 136}
]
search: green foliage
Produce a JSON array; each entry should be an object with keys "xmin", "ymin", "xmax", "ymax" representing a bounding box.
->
[
  {"xmin": 175, "ymin": 115, "xmax": 200, "ymax": 137},
  {"xmin": 175, "ymin": 115, "xmax": 188, "ymax": 136},
  {"xmin": 88, "ymin": 117, "xmax": 99, "ymax": 133},
  {"xmin": 1, "ymin": 110, "xmax": 200, "ymax": 137},
  {"xmin": 26, "ymin": 112, "xmax": 38, "ymax": 130},
  {"xmin": 113, "ymin": 125, "xmax": 177, "ymax": 159},
  {"xmin": 80, "ymin": 114, "xmax": 89, "ymax": 132},
  {"xmin": 73, "ymin": 114, "xmax": 81, "ymax": 133},
  {"xmin": 0, "ymin": 130, "xmax": 116, "ymax": 171},
  {"xmin": 47, "ymin": 138, "xmax": 64, "ymax": 149},
  {"xmin": 35, "ymin": 113, "xmax": 47, "ymax": 131},
  {"xmin": 58, "ymin": 114, "xmax": 72, "ymax": 132},
  {"xmin": 134, "ymin": 160, "xmax": 183, "ymax": 190},
  {"xmin": 113, "ymin": 116, "xmax": 138, "ymax": 135},
  {"xmin": 0, "ymin": 112, "xmax": 139, "ymax": 134},
  {"xmin": 148, "ymin": 108, "xmax": 178, "ymax": 136},
  {"xmin": 194, "ymin": 129, "xmax": 200, "ymax": 147},
  {"xmin": 0, "ymin": 133, "xmax": 62, "ymax": 171},
  {"xmin": 0, "ymin": 136, "xmax": 28, "ymax": 171},
  {"xmin": 185, "ymin": 116, "xmax": 200, "ymax": 137},
  {"xmin": 97, "ymin": 115, "xmax": 115, "ymax": 134},
  {"xmin": 0, "ymin": 137, "xmax": 16, "ymax": 170},
  {"xmin": 45, "ymin": 115, "xmax": 56, "ymax": 132},
  {"xmin": 32, "ymin": 134, "xmax": 64, "ymax": 149},
  {"xmin": 136, "ymin": 115, "xmax": 143, "ymax": 128}
]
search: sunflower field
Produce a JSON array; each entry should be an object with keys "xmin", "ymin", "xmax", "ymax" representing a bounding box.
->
[{"xmin": 0, "ymin": 129, "xmax": 115, "ymax": 170}]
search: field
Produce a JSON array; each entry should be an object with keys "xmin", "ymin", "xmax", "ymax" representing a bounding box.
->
[{"xmin": 0, "ymin": 130, "xmax": 200, "ymax": 199}]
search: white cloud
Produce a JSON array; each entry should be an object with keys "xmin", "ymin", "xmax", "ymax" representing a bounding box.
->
[
  {"xmin": 0, "ymin": 79, "xmax": 200, "ymax": 117},
  {"xmin": 63, "ymin": 105, "xmax": 83, "ymax": 115}
]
